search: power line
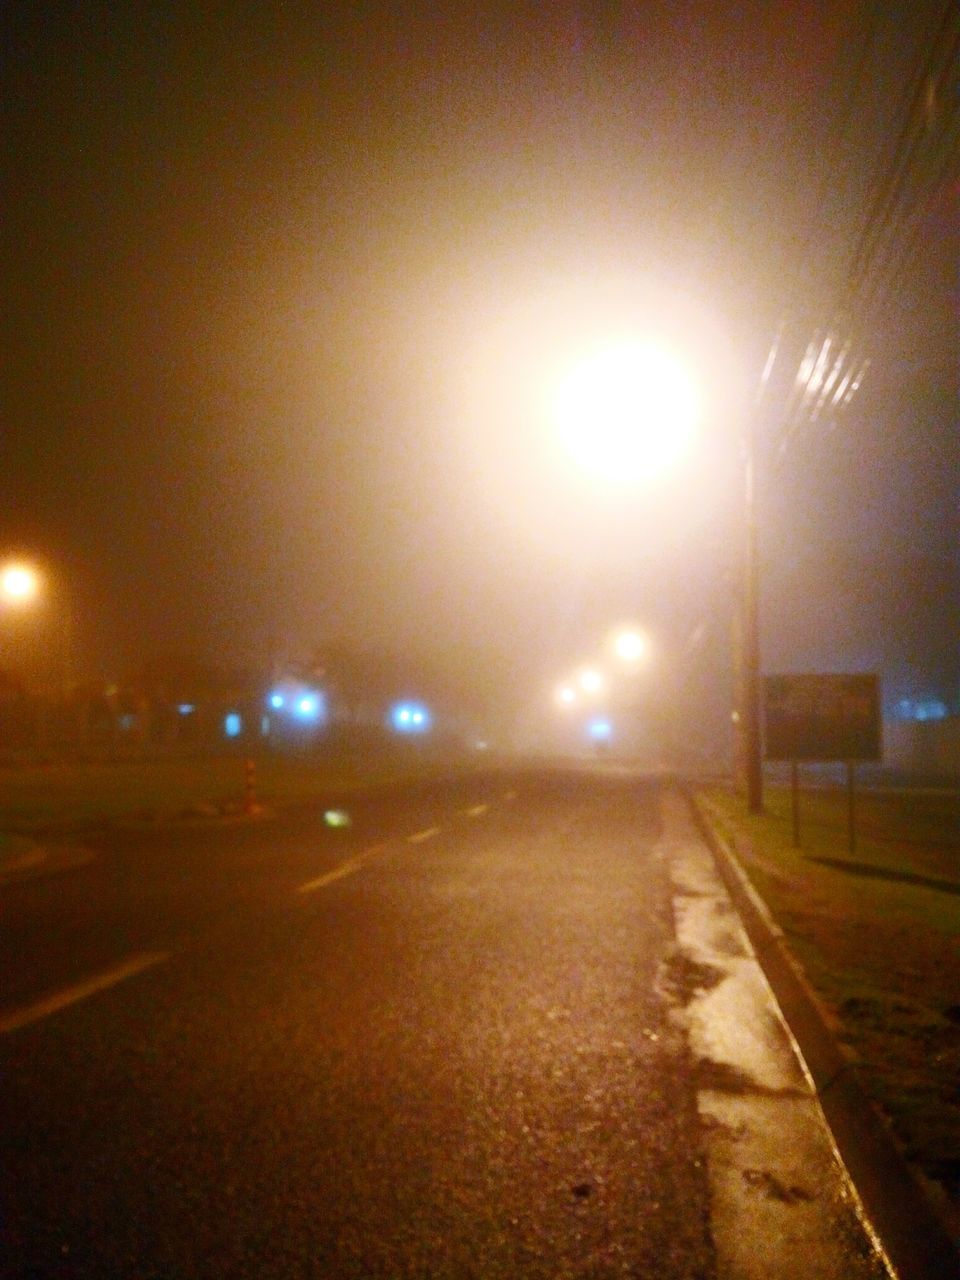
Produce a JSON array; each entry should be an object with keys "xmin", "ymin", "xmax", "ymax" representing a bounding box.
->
[{"xmin": 762, "ymin": 1, "xmax": 958, "ymax": 461}]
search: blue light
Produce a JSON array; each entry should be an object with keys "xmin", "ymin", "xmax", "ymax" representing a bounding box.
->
[
  {"xmin": 224, "ymin": 712, "xmax": 242, "ymax": 738},
  {"xmin": 177, "ymin": 703, "xmax": 195, "ymax": 715},
  {"xmin": 268, "ymin": 687, "xmax": 326, "ymax": 722},
  {"xmin": 897, "ymin": 696, "xmax": 948, "ymax": 722},
  {"xmin": 296, "ymin": 693, "xmax": 321, "ymax": 719},
  {"xmin": 391, "ymin": 701, "xmax": 432, "ymax": 733},
  {"xmin": 588, "ymin": 718, "xmax": 612, "ymax": 741}
]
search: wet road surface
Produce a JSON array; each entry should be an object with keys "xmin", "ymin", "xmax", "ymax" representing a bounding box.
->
[{"xmin": 0, "ymin": 767, "xmax": 887, "ymax": 1277}]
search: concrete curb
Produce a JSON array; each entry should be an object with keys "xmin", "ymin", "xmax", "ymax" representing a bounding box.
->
[{"xmin": 683, "ymin": 786, "xmax": 960, "ymax": 1280}]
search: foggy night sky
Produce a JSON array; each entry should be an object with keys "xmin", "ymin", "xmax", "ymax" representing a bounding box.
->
[{"xmin": 2, "ymin": 1, "xmax": 957, "ymax": 722}]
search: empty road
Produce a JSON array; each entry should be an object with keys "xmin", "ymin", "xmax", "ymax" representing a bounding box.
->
[{"xmin": 1, "ymin": 767, "xmax": 889, "ymax": 1278}]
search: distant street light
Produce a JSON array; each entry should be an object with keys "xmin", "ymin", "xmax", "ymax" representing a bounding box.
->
[
  {"xmin": 555, "ymin": 684, "xmax": 577, "ymax": 707},
  {"xmin": 0, "ymin": 558, "xmax": 74, "ymax": 698},
  {"xmin": 588, "ymin": 717, "xmax": 613, "ymax": 743},
  {"xmin": 578, "ymin": 668, "xmax": 605, "ymax": 696},
  {"xmin": 612, "ymin": 627, "xmax": 650, "ymax": 665},
  {"xmin": 0, "ymin": 561, "xmax": 41, "ymax": 606}
]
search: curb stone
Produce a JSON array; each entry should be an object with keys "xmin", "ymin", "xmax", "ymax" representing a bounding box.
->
[{"xmin": 684, "ymin": 786, "xmax": 960, "ymax": 1280}]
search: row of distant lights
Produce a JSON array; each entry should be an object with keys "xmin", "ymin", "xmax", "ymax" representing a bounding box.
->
[
  {"xmin": 556, "ymin": 672, "xmax": 612, "ymax": 743},
  {"xmin": 269, "ymin": 689, "xmax": 324, "ymax": 720},
  {"xmin": 555, "ymin": 630, "xmax": 649, "ymax": 707},
  {"xmin": 269, "ymin": 689, "xmax": 433, "ymax": 734},
  {"xmin": 174, "ymin": 689, "xmax": 433, "ymax": 739},
  {"xmin": 554, "ymin": 629, "xmax": 650, "ymax": 744},
  {"xmin": 391, "ymin": 703, "xmax": 431, "ymax": 731}
]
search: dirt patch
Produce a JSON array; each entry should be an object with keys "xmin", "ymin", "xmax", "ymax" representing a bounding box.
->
[
  {"xmin": 742, "ymin": 1167, "xmax": 815, "ymax": 1204},
  {"xmin": 695, "ymin": 1057, "xmax": 807, "ymax": 1099},
  {"xmin": 658, "ymin": 950, "xmax": 725, "ymax": 1006}
]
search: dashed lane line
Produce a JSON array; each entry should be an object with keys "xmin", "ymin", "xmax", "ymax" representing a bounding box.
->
[
  {"xmin": 296, "ymin": 859, "xmax": 364, "ymax": 893},
  {"xmin": 461, "ymin": 803, "xmax": 489, "ymax": 817},
  {"xmin": 406, "ymin": 826, "xmax": 442, "ymax": 844},
  {"xmin": 298, "ymin": 824, "xmax": 444, "ymax": 894},
  {"xmin": 297, "ymin": 842, "xmax": 388, "ymax": 894},
  {"xmin": 298, "ymin": 813, "xmax": 458, "ymax": 895},
  {"xmin": 0, "ymin": 951, "xmax": 169, "ymax": 1035}
]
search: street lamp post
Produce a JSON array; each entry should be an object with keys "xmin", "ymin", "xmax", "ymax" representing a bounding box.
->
[
  {"xmin": 742, "ymin": 412, "xmax": 763, "ymax": 813},
  {"xmin": 1, "ymin": 560, "xmax": 42, "ymax": 757},
  {"xmin": 0, "ymin": 558, "xmax": 77, "ymax": 736},
  {"xmin": 547, "ymin": 323, "xmax": 764, "ymax": 783}
]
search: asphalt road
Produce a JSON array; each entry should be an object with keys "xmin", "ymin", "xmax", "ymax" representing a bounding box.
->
[{"xmin": 0, "ymin": 767, "xmax": 883, "ymax": 1278}]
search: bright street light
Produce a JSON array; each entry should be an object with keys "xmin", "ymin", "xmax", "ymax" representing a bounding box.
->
[
  {"xmin": 0, "ymin": 557, "xmax": 77, "ymax": 699},
  {"xmin": 612, "ymin": 627, "xmax": 650, "ymax": 664},
  {"xmin": 555, "ymin": 684, "xmax": 577, "ymax": 707},
  {"xmin": 552, "ymin": 337, "xmax": 701, "ymax": 486},
  {"xmin": 0, "ymin": 561, "xmax": 41, "ymax": 606}
]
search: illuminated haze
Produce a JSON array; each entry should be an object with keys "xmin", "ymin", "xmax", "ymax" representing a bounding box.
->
[{"xmin": 2, "ymin": 1, "xmax": 956, "ymax": 738}]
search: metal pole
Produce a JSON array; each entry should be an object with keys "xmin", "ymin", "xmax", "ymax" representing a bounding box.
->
[
  {"xmin": 61, "ymin": 591, "xmax": 74, "ymax": 701},
  {"xmin": 740, "ymin": 331, "xmax": 784, "ymax": 813},
  {"xmin": 743, "ymin": 408, "xmax": 764, "ymax": 813}
]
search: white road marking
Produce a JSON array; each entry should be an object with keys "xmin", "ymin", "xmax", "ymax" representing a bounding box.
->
[
  {"xmin": 0, "ymin": 952, "xmax": 169, "ymax": 1035},
  {"xmin": 406, "ymin": 826, "xmax": 441, "ymax": 844},
  {"xmin": 296, "ymin": 859, "xmax": 362, "ymax": 892},
  {"xmin": 297, "ymin": 843, "xmax": 388, "ymax": 894},
  {"xmin": 462, "ymin": 803, "xmax": 488, "ymax": 817}
]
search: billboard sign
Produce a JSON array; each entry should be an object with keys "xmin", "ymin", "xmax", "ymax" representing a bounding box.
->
[{"xmin": 764, "ymin": 673, "xmax": 882, "ymax": 762}]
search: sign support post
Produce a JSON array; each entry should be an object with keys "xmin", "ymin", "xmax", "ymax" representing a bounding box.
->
[{"xmin": 763, "ymin": 674, "xmax": 881, "ymax": 849}]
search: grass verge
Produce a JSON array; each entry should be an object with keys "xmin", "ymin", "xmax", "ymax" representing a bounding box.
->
[{"xmin": 700, "ymin": 782, "xmax": 960, "ymax": 1228}]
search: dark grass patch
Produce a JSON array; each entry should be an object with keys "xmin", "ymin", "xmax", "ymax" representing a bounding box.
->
[{"xmin": 804, "ymin": 855, "xmax": 960, "ymax": 897}]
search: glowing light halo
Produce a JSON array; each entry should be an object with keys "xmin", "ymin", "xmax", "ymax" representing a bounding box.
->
[
  {"xmin": 552, "ymin": 337, "xmax": 701, "ymax": 485},
  {"xmin": 612, "ymin": 627, "xmax": 650, "ymax": 664},
  {"xmin": 0, "ymin": 561, "xmax": 41, "ymax": 605},
  {"xmin": 578, "ymin": 667, "xmax": 605, "ymax": 695}
]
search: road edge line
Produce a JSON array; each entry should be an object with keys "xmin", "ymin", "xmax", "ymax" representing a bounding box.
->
[{"xmin": 681, "ymin": 784, "xmax": 960, "ymax": 1280}]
